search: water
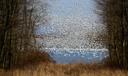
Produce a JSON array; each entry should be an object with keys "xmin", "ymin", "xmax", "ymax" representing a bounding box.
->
[{"xmin": 44, "ymin": 48, "xmax": 109, "ymax": 64}]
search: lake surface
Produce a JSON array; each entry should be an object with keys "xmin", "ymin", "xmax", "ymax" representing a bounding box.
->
[{"xmin": 44, "ymin": 48, "xmax": 109, "ymax": 64}]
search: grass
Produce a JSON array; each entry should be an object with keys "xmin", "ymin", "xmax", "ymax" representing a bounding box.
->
[
  {"xmin": 0, "ymin": 50, "xmax": 128, "ymax": 76},
  {"xmin": 0, "ymin": 63, "xmax": 128, "ymax": 76}
]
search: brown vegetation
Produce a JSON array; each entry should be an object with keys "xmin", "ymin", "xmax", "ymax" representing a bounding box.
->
[
  {"xmin": 12, "ymin": 50, "xmax": 55, "ymax": 69},
  {"xmin": 0, "ymin": 63, "xmax": 128, "ymax": 76}
]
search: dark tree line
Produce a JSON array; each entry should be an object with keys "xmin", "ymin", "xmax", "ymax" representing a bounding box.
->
[
  {"xmin": 96, "ymin": 0, "xmax": 128, "ymax": 68},
  {"xmin": 0, "ymin": 0, "xmax": 47, "ymax": 69}
]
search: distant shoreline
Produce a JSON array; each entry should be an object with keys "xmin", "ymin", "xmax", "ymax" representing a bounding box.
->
[{"xmin": 41, "ymin": 48, "xmax": 108, "ymax": 52}]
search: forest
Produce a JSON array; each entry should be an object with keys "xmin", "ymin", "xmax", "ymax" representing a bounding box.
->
[{"xmin": 96, "ymin": 0, "xmax": 128, "ymax": 68}]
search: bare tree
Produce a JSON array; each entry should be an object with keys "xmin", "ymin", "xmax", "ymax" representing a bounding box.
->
[
  {"xmin": 0, "ymin": 0, "xmax": 48, "ymax": 69},
  {"xmin": 96, "ymin": 0, "xmax": 128, "ymax": 68}
]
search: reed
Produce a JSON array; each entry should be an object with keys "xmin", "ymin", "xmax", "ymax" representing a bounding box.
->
[{"xmin": 0, "ymin": 63, "xmax": 128, "ymax": 76}]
